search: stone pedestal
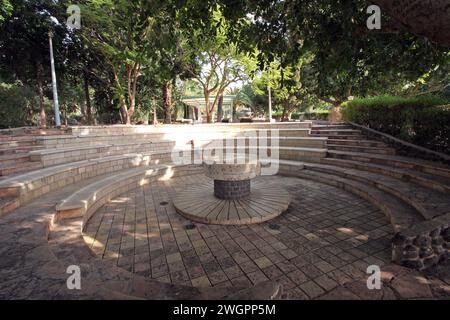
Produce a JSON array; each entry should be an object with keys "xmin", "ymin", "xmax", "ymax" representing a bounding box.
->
[
  {"xmin": 173, "ymin": 159, "xmax": 290, "ymax": 225},
  {"xmin": 203, "ymin": 159, "xmax": 260, "ymax": 200}
]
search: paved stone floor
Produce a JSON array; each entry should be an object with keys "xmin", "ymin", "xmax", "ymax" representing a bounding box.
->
[
  {"xmin": 1, "ymin": 172, "xmax": 448, "ymax": 299},
  {"xmin": 83, "ymin": 174, "xmax": 394, "ymax": 298}
]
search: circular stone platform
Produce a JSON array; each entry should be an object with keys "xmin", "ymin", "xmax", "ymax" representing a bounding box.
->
[{"xmin": 173, "ymin": 180, "xmax": 290, "ymax": 225}]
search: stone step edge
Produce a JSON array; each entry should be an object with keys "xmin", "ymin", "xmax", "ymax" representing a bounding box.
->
[
  {"xmin": 53, "ymin": 164, "xmax": 203, "ymax": 230},
  {"xmin": 327, "ymin": 144, "xmax": 396, "ymax": 152},
  {"xmin": 288, "ymin": 169, "xmax": 450, "ymax": 271},
  {"xmin": 0, "ymin": 154, "xmax": 166, "ymax": 216},
  {"xmin": 29, "ymin": 140, "xmax": 176, "ymax": 156},
  {"xmin": 391, "ymin": 213, "xmax": 450, "ymax": 270},
  {"xmin": 326, "ymin": 138, "xmax": 388, "ymax": 146},
  {"xmin": 0, "ymin": 153, "xmax": 152, "ymax": 196},
  {"xmin": 348, "ymin": 121, "xmax": 450, "ymax": 165},
  {"xmin": 283, "ymin": 168, "xmax": 422, "ymax": 233},
  {"xmin": 328, "ymin": 150, "xmax": 450, "ymax": 179},
  {"xmin": 0, "ymin": 197, "xmax": 20, "ymax": 218},
  {"xmin": 304, "ymin": 162, "xmax": 442, "ymax": 221},
  {"xmin": 321, "ymin": 158, "xmax": 450, "ymax": 195}
]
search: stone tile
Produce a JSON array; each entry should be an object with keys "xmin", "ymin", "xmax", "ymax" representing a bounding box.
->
[
  {"xmin": 247, "ymin": 270, "xmax": 269, "ymax": 285},
  {"xmin": 299, "ymin": 280, "xmax": 325, "ymax": 299},
  {"xmin": 287, "ymin": 269, "xmax": 309, "ymax": 285},
  {"xmin": 315, "ymin": 260, "xmax": 335, "ymax": 273},
  {"xmin": 208, "ymin": 270, "xmax": 228, "ymax": 285},
  {"xmin": 230, "ymin": 276, "xmax": 252, "ymax": 288},
  {"xmin": 314, "ymin": 274, "xmax": 339, "ymax": 291},
  {"xmin": 261, "ymin": 265, "xmax": 284, "ymax": 280},
  {"xmin": 223, "ymin": 265, "xmax": 243, "ymax": 280},
  {"xmin": 254, "ymin": 256, "xmax": 273, "ymax": 269},
  {"xmin": 191, "ymin": 276, "xmax": 211, "ymax": 287}
]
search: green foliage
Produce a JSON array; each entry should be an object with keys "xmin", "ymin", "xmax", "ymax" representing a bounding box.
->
[
  {"xmin": 0, "ymin": 81, "xmax": 47, "ymax": 128},
  {"xmin": 341, "ymin": 95, "xmax": 450, "ymax": 154}
]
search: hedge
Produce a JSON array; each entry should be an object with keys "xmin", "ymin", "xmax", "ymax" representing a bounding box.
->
[
  {"xmin": 272, "ymin": 110, "xmax": 330, "ymax": 120},
  {"xmin": 341, "ymin": 95, "xmax": 450, "ymax": 155}
]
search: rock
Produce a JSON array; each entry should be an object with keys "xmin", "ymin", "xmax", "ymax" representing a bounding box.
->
[
  {"xmin": 401, "ymin": 260, "xmax": 423, "ymax": 270},
  {"xmin": 393, "ymin": 233, "xmax": 414, "ymax": 246},
  {"xmin": 392, "ymin": 233, "xmax": 407, "ymax": 245},
  {"xmin": 432, "ymin": 237, "xmax": 443, "ymax": 246},
  {"xmin": 424, "ymin": 256, "xmax": 439, "ymax": 269},
  {"xmin": 402, "ymin": 245, "xmax": 419, "ymax": 259},
  {"xmin": 317, "ymin": 286, "xmax": 361, "ymax": 300},
  {"xmin": 414, "ymin": 235, "xmax": 430, "ymax": 247},
  {"xmin": 441, "ymin": 227, "xmax": 450, "ymax": 241},
  {"xmin": 430, "ymin": 228, "xmax": 441, "ymax": 238},
  {"xmin": 432, "ymin": 245, "xmax": 445, "ymax": 255},
  {"xmin": 419, "ymin": 247, "xmax": 434, "ymax": 259},
  {"xmin": 390, "ymin": 274, "xmax": 433, "ymax": 299}
]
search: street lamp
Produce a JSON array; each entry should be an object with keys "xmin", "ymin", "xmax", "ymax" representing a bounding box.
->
[
  {"xmin": 268, "ymin": 84, "xmax": 274, "ymax": 123},
  {"xmin": 48, "ymin": 31, "xmax": 61, "ymax": 128}
]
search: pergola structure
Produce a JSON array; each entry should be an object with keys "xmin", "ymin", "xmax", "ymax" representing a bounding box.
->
[{"xmin": 181, "ymin": 95, "xmax": 236, "ymax": 122}]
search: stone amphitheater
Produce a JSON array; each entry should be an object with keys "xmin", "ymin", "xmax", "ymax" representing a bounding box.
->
[{"xmin": 0, "ymin": 121, "xmax": 449, "ymax": 300}]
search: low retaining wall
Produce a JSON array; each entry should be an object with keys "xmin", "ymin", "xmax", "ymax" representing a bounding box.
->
[
  {"xmin": 349, "ymin": 122, "xmax": 450, "ymax": 165},
  {"xmin": 392, "ymin": 213, "xmax": 450, "ymax": 270}
]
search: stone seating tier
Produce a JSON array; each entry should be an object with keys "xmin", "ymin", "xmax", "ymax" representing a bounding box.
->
[
  {"xmin": 69, "ymin": 122, "xmax": 313, "ymax": 136},
  {"xmin": 1, "ymin": 122, "xmax": 449, "ymax": 273},
  {"xmin": 29, "ymin": 141, "xmax": 176, "ymax": 167}
]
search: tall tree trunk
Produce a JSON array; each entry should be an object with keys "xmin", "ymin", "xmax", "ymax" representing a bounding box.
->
[
  {"xmin": 162, "ymin": 81, "xmax": 172, "ymax": 124},
  {"xmin": 119, "ymin": 96, "xmax": 130, "ymax": 124},
  {"xmin": 83, "ymin": 71, "xmax": 93, "ymax": 125},
  {"xmin": 151, "ymin": 99, "xmax": 158, "ymax": 125},
  {"xmin": 36, "ymin": 61, "xmax": 46, "ymax": 128},
  {"xmin": 204, "ymin": 91, "xmax": 212, "ymax": 123},
  {"xmin": 216, "ymin": 94, "xmax": 224, "ymax": 122},
  {"xmin": 128, "ymin": 95, "xmax": 135, "ymax": 122},
  {"xmin": 369, "ymin": 0, "xmax": 450, "ymax": 47},
  {"xmin": 152, "ymin": 106, "xmax": 158, "ymax": 125}
]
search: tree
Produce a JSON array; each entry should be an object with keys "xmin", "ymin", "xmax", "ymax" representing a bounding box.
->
[
  {"xmin": 190, "ymin": 49, "xmax": 252, "ymax": 122},
  {"xmin": 183, "ymin": 8, "xmax": 257, "ymax": 123},
  {"xmin": 370, "ymin": 0, "xmax": 450, "ymax": 48},
  {"xmin": 215, "ymin": 0, "xmax": 449, "ymax": 105},
  {"xmin": 0, "ymin": 0, "xmax": 69, "ymax": 127},
  {"xmin": 80, "ymin": 0, "xmax": 155, "ymax": 124}
]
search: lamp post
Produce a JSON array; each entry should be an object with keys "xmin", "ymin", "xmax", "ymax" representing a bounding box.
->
[
  {"xmin": 48, "ymin": 31, "xmax": 61, "ymax": 128},
  {"xmin": 268, "ymin": 84, "xmax": 274, "ymax": 123}
]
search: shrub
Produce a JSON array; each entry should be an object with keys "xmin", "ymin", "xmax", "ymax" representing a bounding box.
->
[
  {"xmin": 0, "ymin": 82, "xmax": 41, "ymax": 129},
  {"xmin": 272, "ymin": 110, "xmax": 330, "ymax": 120},
  {"xmin": 341, "ymin": 95, "xmax": 450, "ymax": 154},
  {"xmin": 302, "ymin": 110, "xmax": 330, "ymax": 120}
]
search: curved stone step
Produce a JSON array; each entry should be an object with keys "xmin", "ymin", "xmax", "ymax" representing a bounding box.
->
[
  {"xmin": 0, "ymin": 197, "xmax": 19, "ymax": 217},
  {"xmin": 328, "ymin": 150, "xmax": 450, "ymax": 179},
  {"xmin": 0, "ymin": 153, "xmax": 30, "ymax": 166},
  {"xmin": 327, "ymin": 144, "xmax": 396, "ymax": 155},
  {"xmin": 0, "ymin": 154, "xmax": 152, "ymax": 215},
  {"xmin": 321, "ymin": 158, "xmax": 450, "ymax": 195},
  {"xmin": 310, "ymin": 129, "xmax": 362, "ymax": 135},
  {"xmin": 29, "ymin": 141, "xmax": 176, "ymax": 167},
  {"xmin": 327, "ymin": 139, "xmax": 388, "ymax": 148},
  {"xmin": 311, "ymin": 125, "xmax": 353, "ymax": 130},
  {"xmin": 0, "ymin": 161, "xmax": 43, "ymax": 177},
  {"xmin": 285, "ymin": 168, "xmax": 422, "ymax": 233},
  {"xmin": 54, "ymin": 164, "xmax": 203, "ymax": 229},
  {"xmin": 195, "ymin": 146, "xmax": 327, "ymax": 163},
  {"xmin": 309, "ymin": 134, "xmax": 366, "ymax": 140},
  {"xmin": 191, "ymin": 136, "xmax": 327, "ymax": 149},
  {"xmin": 304, "ymin": 162, "xmax": 450, "ymax": 221},
  {"xmin": 0, "ymin": 145, "xmax": 42, "ymax": 156}
]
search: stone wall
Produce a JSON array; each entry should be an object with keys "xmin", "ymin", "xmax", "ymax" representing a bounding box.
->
[
  {"xmin": 214, "ymin": 179, "xmax": 251, "ymax": 200},
  {"xmin": 392, "ymin": 214, "xmax": 450, "ymax": 270}
]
